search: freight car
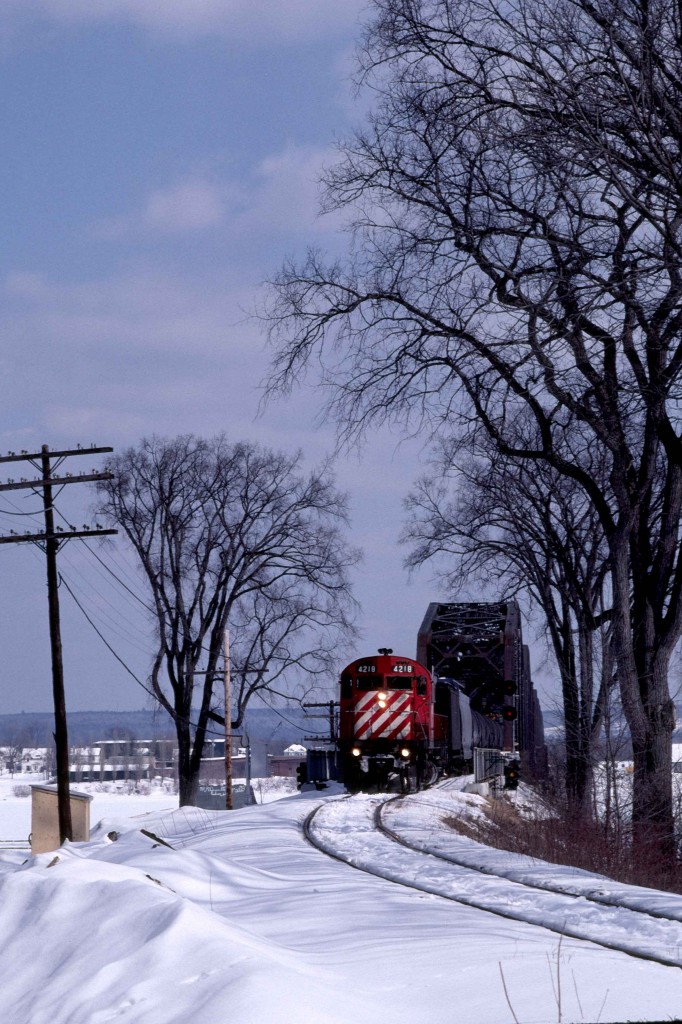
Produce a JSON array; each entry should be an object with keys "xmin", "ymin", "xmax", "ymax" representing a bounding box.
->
[{"xmin": 338, "ymin": 649, "xmax": 504, "ymax": 792}]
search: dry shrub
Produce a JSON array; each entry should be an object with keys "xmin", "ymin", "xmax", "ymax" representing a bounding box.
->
[
  {"xmin": 444, "ymin": 795, "xmax": 682, "ymax": 893},
  {"xmin": 11, "ymin": 785, "xmax": 31, "ymax": 798}
]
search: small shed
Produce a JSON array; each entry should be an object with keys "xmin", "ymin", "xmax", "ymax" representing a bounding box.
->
[{"xmin": 30, "ymin": 785, "xmax": 93, "ymax": 854}]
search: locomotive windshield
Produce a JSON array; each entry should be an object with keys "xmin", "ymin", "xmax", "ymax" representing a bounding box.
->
[
  {"xmin": 386, "ymin": 675, "xmax": 413, "ymax": 690},
  {"xmin": 356, "ymin": 674, "xmax": 383, "ymax": 690}
]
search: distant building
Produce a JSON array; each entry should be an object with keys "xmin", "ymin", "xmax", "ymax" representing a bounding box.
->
[
  {"xmin": 68, "ymin": 738, "xmax": 175, "ymax": 783},
  {"xmin": 268, "ymin": 743, "xmax": 307, "ymax": 778},
  {"xmin": 0, "ymin": 747, "xmax": 48, "ymax": 774},
  {"xmin": 199, "ymin": 754, "xmax": 247, "ymax": 783},
  {"xmin": 199, "ymin": 741, "xmax": 250, "ymax": 784},
  {"xmin": 3, "ymin": 735, "xmax": 260, "ymax": 786}
]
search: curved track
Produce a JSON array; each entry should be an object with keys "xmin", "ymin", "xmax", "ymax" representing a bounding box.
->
[
  {"xmin": 378, "ymin": 784, "xmax": 682, "ymax": 924},
  {"xmin": 304, "ymin": 792, "xmax": 682, "ymax": 971}
]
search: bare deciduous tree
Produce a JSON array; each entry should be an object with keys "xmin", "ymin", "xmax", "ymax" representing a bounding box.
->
[
  {"xmin": 98, "ymin": 435, "xmax": 358, "ymax": 806},
  {"xmin": 267, "ymin": 0, "xmax": 682, "ymax": 857},
  {"xmin": 226, "ymin": 582, "xmax": 350, "ymax": 729},
  {"xmin": 404, "ymin": 429, "xmax": 613, "ymax": 809}
]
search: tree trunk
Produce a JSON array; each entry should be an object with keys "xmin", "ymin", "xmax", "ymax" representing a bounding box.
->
[
  {"xmin": 630, "ymin": 660, "xmax": 675, "ymax": 861},
  {"xmin": 176, "ymin": 716, "xmax": 199, "ymax": 807},
  {"xmin": 562, "ymin": 671, "xmax": 590, "ymax": 810},
  {"xmin": 550, "ymin": 601, "xmax": 596, "ymax": 813},
  {"xmin": 611, "ymin": 550, "xmax": 675, "ymax": 859}
]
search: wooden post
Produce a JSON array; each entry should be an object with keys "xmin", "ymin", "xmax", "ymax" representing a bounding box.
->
[
  {"xmin": 41, "ymin": 445, "xmax": 72, "ymax": 843},
  {"xmin": 244, "ymin": 733, "xmax": 251, "ymax": 806},
  {"xmin": 224, "ymin": 628, "xmax": 233, "ymax": 810},
  {"xmin": 0, "ymin": 443, "xmax": 116, "ymax": 844}
]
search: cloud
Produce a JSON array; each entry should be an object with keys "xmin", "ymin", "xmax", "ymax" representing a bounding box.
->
[
  {"xmin": 3, "ymin": 268, "xmax": 256, "ymax": 356},
  {"xmin": 0, "ymin": 140, "xmax": 356, "ymax": 456},
  {"xmin": 244, "ymin": 144, "xmax": 341, "ymax": 235},
  {"xmin": 1, "ymin": 142, "xmax": 350, "ymax": 451},
  {"xmin": 143, "ymin": 179, "xmax": 226, "ymax": 232},
  {"xmin": 97, "ymin": 179, "xmax": 229, "ymax": 239},
  {"xmin": 0, "ymin": 265, "xmax": 271, "ymax": 452},
  {"xmin": 93, "ymin": 145, "xmax": 342, "ymax": 244},
  {"xmin": 1, "ymin": 0, "xmax": 365, "ymax": 46},
  {"xmin": 0, "ymin": 258, "xmax": 366, "ymax": 456}
]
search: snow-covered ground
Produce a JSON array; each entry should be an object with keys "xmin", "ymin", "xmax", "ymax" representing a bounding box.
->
[
  {"xmin": 0, "ymin": 772, "xmax": 297, "ymax": 844},
  {"xmin": 0, "ymin": 774, "xmax": 178, "ymax": 844},
  {"xmin": 0, "ymin": 776, "xmax": 681, "ymax": 1023}
]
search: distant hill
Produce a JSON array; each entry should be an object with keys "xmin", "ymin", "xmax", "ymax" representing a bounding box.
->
[
  {"xmin": 0, "ymin": 706, "xmax": 320, "ymax": 750},
  {"xmin": 541, "ymin": 702, "xmax": 682, "ymax": 749}
]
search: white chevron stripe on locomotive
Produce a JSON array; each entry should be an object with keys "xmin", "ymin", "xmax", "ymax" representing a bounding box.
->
[
  {"xmin": 355, "ymin": 710, "xmax": 411, "ymax": 740},
  {"xmin": 354, "ymin": 690, "xmax": 411, "ymax": 712},
  {"xmin": 354, "ymin": 691, "xmax": 410, "ymax": 729},
  {"xmin": 353, "ymin": 691, "xmax": 412, "ymax": 740},
  {"xmin": 354, "ymin": 703, "xmax": 411, "ymax": 735},
  {"xmin": 354, "ymin": 690, "xmax": 385, "ymax": 712},
  {"xmin": 376, "ymin": 712, "xmax": 411, "ymax": 740}
]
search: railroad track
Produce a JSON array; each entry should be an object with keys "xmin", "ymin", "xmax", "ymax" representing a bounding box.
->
[
  {"xmin": 304, "ymin": 792, "xmax": 682, "ymax": 971},
  {"xmin": 380, "ymin": 785, "xmax": 682, "ymax": 924}
]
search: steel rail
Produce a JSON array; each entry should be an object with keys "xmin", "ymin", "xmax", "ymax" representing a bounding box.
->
[
  {"xmin": 303, "ymin": 795, "xmax": 682, "ymax": 972},
  {"xmin": 377, "ymin": 792, "xmax": 682, "ymax": 926}
]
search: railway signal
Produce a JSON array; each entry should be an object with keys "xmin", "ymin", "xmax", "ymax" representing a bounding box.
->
[
  {"xmin": 504, "ymin": 760, "xmax": 520, "ymax": 790},
  {"xmin": 481, "ymin": 677, "xmax": 518, "ymax": 724},
  {"xmin": 296, "ymin": 762, "xmax": 308, "ymax": 789}
]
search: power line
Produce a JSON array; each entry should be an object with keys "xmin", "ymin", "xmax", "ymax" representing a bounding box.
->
[
  {"xmin": 0, "ymin": 503, "xmax": 46, "ymax": 517},
  {"xmin": 254, "ymin": 687, "xmax": 329, "ymax": 736},
  {"xmin": 59, "ymin": 546, "xmax": 154, "ymax": 640},
  {"xmin": 104, "ymin": 542, "xmax": 152, "ymax": 592},
  {"xmin": 78, "ymin": 540, "xmax": 151, "ymax": 610},
  {"xmin": 59, "ymin": 573, "xmax": 157, "ymax": 700},
  {"xmin": 60, "ymin": 573, "xmax": 226, "ymax": 740},
  {"xmin": 57, "ymin": 562, "xmax": 154, "ymax": 656},
  {"xmin": 70, "ymin": 528, "xmax": 217, "ymax": 661}
]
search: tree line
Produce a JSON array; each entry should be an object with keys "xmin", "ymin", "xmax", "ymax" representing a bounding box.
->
[{"xmin": 266, "ymin": 0, "xmax": 682, "ymax": 860}]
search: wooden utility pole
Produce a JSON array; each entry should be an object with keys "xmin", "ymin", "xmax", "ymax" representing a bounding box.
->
[
  {"xmin": 41, "ymin": 446, "xmax": 72, "ymax": 842},
  {"xmin": 243, "ymin": 733, "xmax": 252, "ymax": 806},
  {"xmin": 0, "ymin": 444, "xmax": 117, "ymax": 843},
  {"xmin": 223, "ymin": 627, "xmax": 233, "ymax": 810},
  {"xmin": 303, "ymin": 700, "xmax": 338, "ymax": 743}
]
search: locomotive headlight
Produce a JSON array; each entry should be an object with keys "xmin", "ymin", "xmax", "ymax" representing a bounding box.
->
[
  {"xmin": 377, "ymin": 691, "xmax": 388, "ymax": 704},
  {"xmin": 351, "ymin": 747, "xmax": 361, "ymax": 757},
  {"xmin": 400, "ymin": 748, "xmax": 411, "ymax": 759}
]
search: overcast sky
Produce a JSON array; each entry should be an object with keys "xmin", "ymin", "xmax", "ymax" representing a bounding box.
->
[{"xmin": 0, "ymin": 2, "xmax": 551, "ymax": 718}]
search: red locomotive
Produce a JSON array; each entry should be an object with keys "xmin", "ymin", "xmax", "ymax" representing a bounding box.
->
[{"xmin": 339, "ymin": 647, "xmax": 504, "ymax": 792}]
